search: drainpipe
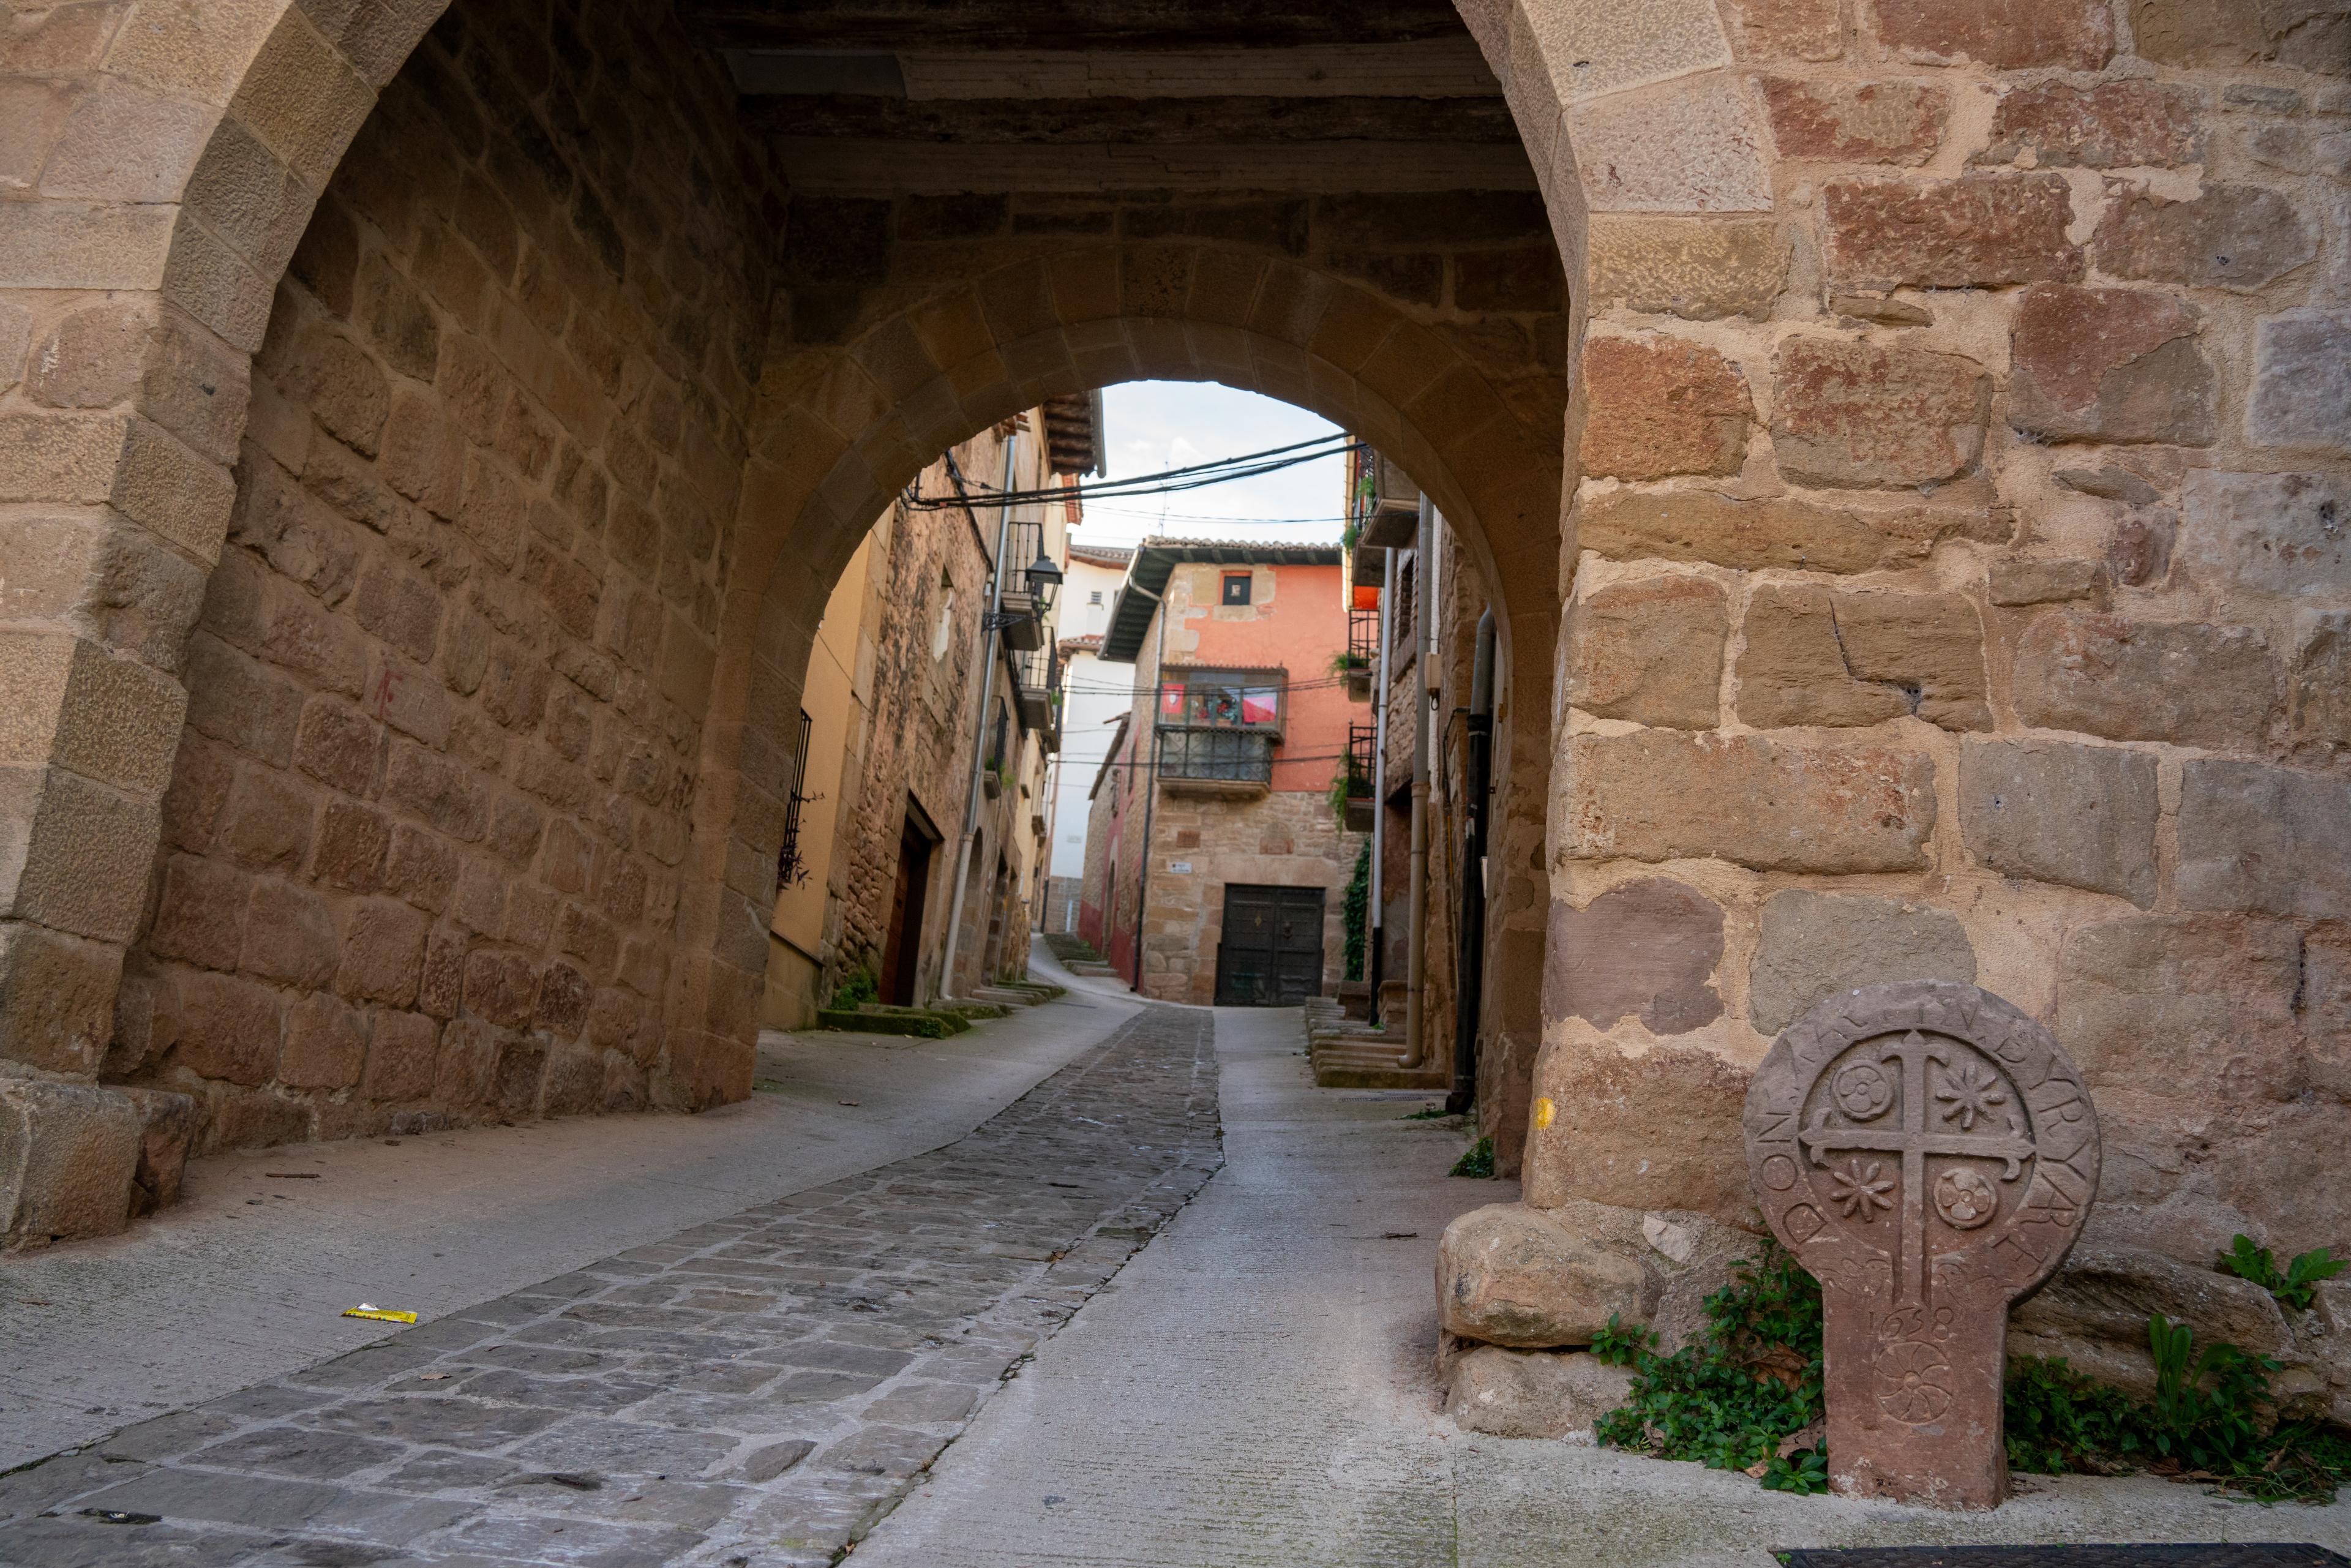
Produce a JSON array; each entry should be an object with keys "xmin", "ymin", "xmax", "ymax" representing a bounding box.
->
[
  {"xmin": 1400, "ymin": 495, "xmax": 1435, "ymax": 1069},
  {"xmin": 939, "ymin": 426, "xmax": 1022, "ymax": 1001},
  {"xmin": 1449, "ymin": 607, "xmax": 1495, "ymax": 1116},
  {"xmin": 1128, "ymin": 593, "xmax": 1169, "ymax": 994},
  {"xmin": 1367, "ymin": 547, "xmax": 1395, "ymax": 1012}
]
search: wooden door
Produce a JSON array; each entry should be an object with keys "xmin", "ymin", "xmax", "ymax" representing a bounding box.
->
[
  {"xmin": 880, "ymin": 818, "xmax": 932, "ymax": 1007},
  {"xmin": 1214, "ymin": 884, "xmax": 1325, "ymax": 1005}
]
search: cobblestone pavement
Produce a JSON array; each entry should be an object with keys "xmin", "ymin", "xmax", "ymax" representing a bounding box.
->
[{"xmin": 0, "ymin": 1004, "xmax": 1218, "ymax": 1567}]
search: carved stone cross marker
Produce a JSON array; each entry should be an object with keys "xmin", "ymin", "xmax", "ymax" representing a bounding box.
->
[{"xmin": 1744, "ymin": 980, "xmax": 2100, "ymax": 1509}]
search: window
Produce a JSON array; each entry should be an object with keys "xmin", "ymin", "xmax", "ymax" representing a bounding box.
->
[
  {"xmin": 1221, "ymin": 572, "xmax": 1253, "ymax": 606},
  {"xmin": 1089, "ymin": 590, "xmax": 1103, "ymax": 606},
  {"xmin": 1157, "ymin": 668, "xmax": 1284, "ymax": 735}
]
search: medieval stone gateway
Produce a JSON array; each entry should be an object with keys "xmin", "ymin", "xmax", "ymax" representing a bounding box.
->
[{"xmin": 1, "ymin": 0, "xmax": 2347, "ymax": 1477}]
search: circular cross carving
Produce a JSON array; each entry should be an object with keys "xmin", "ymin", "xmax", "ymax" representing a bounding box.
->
[{"xmin": 1742, "ymin": 980, "xmax": 2101, "ymax": 1312}]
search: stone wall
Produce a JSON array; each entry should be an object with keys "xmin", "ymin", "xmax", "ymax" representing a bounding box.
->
[
  {"xmin": 807, "ymin": 424, "xmax": 1037, "ymax": 1007},
  {"xmin": 1516, "ymin": 0, "xmax": 2351, "ymax": 1277},
  {"xmin": 99, "ymin": 0, "xmax": 780, "ymax": 1157},
  {"xmin": 1138, "ymin": 788, "xmax": 1361, "ymax": 1005}
]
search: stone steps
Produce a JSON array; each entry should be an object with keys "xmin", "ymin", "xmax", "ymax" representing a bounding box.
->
[{"xmin": 1302, "ymin": 999, "xmax": 1449, "ymax": 1089}]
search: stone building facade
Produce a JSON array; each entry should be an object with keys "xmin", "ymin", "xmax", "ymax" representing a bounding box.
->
[
  {"xmin": 762, "ymin": 414, "xmax": 1076, "ymax": 1027},
  {"xmin": 1081, "ymin": 544, "xmax": 1363, "ymax": 1005},
  {"xmin": 0, "ymin": 4, "xmax": 2340, "ymax": 1441}
]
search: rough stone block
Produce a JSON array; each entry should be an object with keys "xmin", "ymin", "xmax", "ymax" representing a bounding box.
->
[
  {"xmin": 336, "ymin": 896, "xmax": 429, "ymax": 1006},
  {"xmin": 2095, "ymin": 186, "xmax": 2317, "ymax": 293},
  {"xmin": 1559, "ymin": 730, "xmax": 1937, "ymax": 874},
  {"xmin": 1976, "ymin": 81, "xmax": 2204, "ymax": 170},
  {"xmin": 1446, "ymin": 1345, "xmax": 1636, "ymax": 1438},
  {"xmin": 1568, "ymin": 72, "xmax": 1773, "ymax": 213},
  {"xmin": 1763, "ymin": 77, "xmax": 1945, "ymax": 164},
  {"xmin": 1960, "ymin": 738, "xmax": 2159, "ymax": 907},
  {"xmin": 2248, "ymin": 312, "xmax": 2351, "ymax": 454},
  {"xmin": 2178, "ymin": 471, "xmax": 2351, "ymax": 600},
  {"xmin": 1578, "ymin": 334, "xmax": 1752, "ymax": 481},
  {"xmin": 1769, "ymin": 337, "xmax": 1989, "ymax": 490},
  {"xmin": 0, "ymin": 1076, "xmax": 141, "ymax": 1248},
  {"xmin": 1746, "ymin": 890, "xmax": 1975, "ymax": 1035},
  {"xmin": 1584, "ymin": 216, "xmax": 1790, "ymax": 320},
  {"xmin": 1721, "ymin": 0, "xmax": 1845, "ymax": 59},
  {"xmin": 2011, "ymin": 610, "xmax": 2282, "ymax": 751},
  {"xmin": 1989, "ymin": 558, "xmax": 2100, "ymax": 607},
  {"xmin": 241, "ymin": 879, "xmax": 337, "ymax": 989},
  {"xmin": 148, "ymin": 852, "xmax": 250, "ymax": 972},
  {"xmin": 2177, "ymin": 760, "xmax": 2351, "ymax": 920},
  {"xmin": 1543, "ymin": 877, "xmax": 1725, "ymax": 1036},
  {"xmin": 1736, "ymin": 585, "xmax": 1989, "ymax": 731},
  {"xmin": 362, "ymin": 1010, "xmax": 440, "ymax": 1101},
  {"xmin": 2129, "ymin": 0, "xmax": 2351, "ymax": 72},
  {"xmin": 0, "ymin": 763, "xmax": 160, "ymax": 944},
  {"xmin": 1563, "ymin": 577, "xmax": 1726, "ymax": 729},
  {"xmin": 1875, "ymin": 0, "xmax": 2113, "ymax": 66},
  {"xmin": 0, "ymin": 920, "xmax": 122, "ymax": 1076},
  {"xmin": 118, "ymin": 1086, "xmax": 196, "ymax": 1217},
  {"xmin": 1576, "ymin": 489, "xmax": 2005, "ymax": 574},
  {"xmin": 1437, "ymin": 1201, "xmax": 1646, "ymax": 1347},
  {"xmin": 0, "ymin": 629, "xmax": 189, "ymax": 795},
  {"xmin": 1824, "ymin": 174, "xmax": 2080, "ymax": 291},
  {"xmin": 2292, "ymin": 615, "xmax": 2351, "ymax": 750},
  {"xmin": 2009, "ymin": 285, "xmax": 2214, "ymax": 446},
  {"xmin": 1523, "ymin": 1038, "xmax": 1753, "ymax": 1220},
  {"xmin": 1514, "ymin": 0, "xmax": 1733, "ymax": 103},
  {"xmin": 280, "ymin": 991, "xmax": 366, "ymax": 1089},
  {"xmin": 2057, "ymin": 913, "xmax": 2304, "ymax": 1104},
  {"xmin": 2012, "ymin": 1244, "xmax": 2293, "ymax": 1398}
]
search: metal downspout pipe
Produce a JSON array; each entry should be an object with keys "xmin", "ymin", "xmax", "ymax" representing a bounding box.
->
[
  {"xmin": 1400, "ymin": 495, "xmax": 1435, "ymax": 1070},
  {"xmin": 1367, "ymin": 548, "xmax": 1396, "ymax": 1010},
  {"xmin": 937, "ymin": 427, "xmax": 1022, "ymax": 1001},
  {"xmin": 1449, "ymin": 607, "xmax": 1496, "ymax": 1115}
]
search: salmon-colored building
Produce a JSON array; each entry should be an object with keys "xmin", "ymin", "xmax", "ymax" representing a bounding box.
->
[{"xmin": 1079, "ymin": 542, "xmax": 1364, "ymax": 1005}]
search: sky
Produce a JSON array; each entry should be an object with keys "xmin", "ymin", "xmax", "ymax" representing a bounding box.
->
[{"xmin": 1072, "ymin": 381, "xmax": 1349, "ymax": 549}]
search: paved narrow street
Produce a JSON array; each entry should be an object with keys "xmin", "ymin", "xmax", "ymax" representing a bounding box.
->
[{"xmin": 9, "ymin": 965, "xmax": 2351, "ymax": 1566}]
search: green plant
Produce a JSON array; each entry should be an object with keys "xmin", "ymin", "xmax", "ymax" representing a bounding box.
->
[
  {"xmin": 1327, "ymin": 648, "xmax": 1370, "ymax": 675},
  {"xmin": 1591, "ymin": 1244, "xmax": 1826, "ymax": 1479},
  {"xmin": 2219, "ymin": 1235, "xmax": 2345, "ymax": 1312},
  {"xmin": 2001, "ymin": 1317, "xmax": 2351, "ymax": 1503},
  {"xmin": 831, "ymin": 967, "xmax": 878, "ymax": 1008},
  {"xmin": 1449, "ymin": 1136, "xmax": 1495, "ymax": 1179},
  {"xmin": 1342, "ymin": 840, "xmax": 1370, "ymax": 982}
]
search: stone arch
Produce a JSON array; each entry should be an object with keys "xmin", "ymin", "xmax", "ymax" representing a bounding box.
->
[{"xmin": 677, "ymin": 241, "xmax": 1567, "ymax": 1105}]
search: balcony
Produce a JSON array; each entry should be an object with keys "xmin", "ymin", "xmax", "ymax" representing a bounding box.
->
[
  {"xmin": 1160, "ymin": 729, "xmax": 1273, "ymax": 800},
  {"xmin": 1014, "ymin": 639, "xmax": 1060, "ymax": 749},
  {"xmin": 1342, "ymin": 606, "xmax": 1378, "ymax": 699},
  {"xmin": 1343, "ymin": 724, "xmax": 1376, "ymax": 833}
]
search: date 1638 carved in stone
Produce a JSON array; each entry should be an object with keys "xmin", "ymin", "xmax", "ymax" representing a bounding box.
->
[{"xmin": 1743, "ymin": 980, "xmax": 2101, "ymax": 1509}]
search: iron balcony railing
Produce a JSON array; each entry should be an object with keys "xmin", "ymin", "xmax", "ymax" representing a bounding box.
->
[
  {"xmin": 1345, "ymin": 724, "xmax": 1376, "ymax": 798},
  {"xmin": 1346, "ymin": 606, "xmax": 1379, "ymax": 672},
  {"xmin": 1160, "ymin": 729, "xmax": 1274, "ymax": 785}
]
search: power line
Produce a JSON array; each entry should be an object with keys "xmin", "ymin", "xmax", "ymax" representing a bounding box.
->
[{"xmin": 906, "ymin": 433, "xmax": 1361, "ymax": 513}]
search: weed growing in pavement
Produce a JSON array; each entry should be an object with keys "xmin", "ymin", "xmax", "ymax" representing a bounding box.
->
[
  {"xmin": 1586, "ymin": 1240, "xmax": 2351, "ymax": 1502},
  {"xmin": 1401, "ymin": 1103, "xmax": 1453, "ymax": 1120},
  {"xmin": 831, "ymin": 967, "xmax": 879, "ymax": 1008},
  {"xmin": 2218, "ymin": 1236, "xmax": 2345, "ymax": 1312},
  {"xmin": 1449, "ymin": 1136, "xmax": 1496, "ymax": 1178}
]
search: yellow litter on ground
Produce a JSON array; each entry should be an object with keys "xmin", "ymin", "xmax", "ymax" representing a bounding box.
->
[{"xmin": 342, "ymin": 1304, "xmax": 417, "ymax": 1324}]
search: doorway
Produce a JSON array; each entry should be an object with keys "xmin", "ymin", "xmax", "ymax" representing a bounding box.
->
[
  {"xmin": 1214, "ymin": 885, "xmax": 1326, "ymax": 1006},
  {"xmin": 880, "ymin": 802, "xmax": 937, "ymax": 1007}
]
